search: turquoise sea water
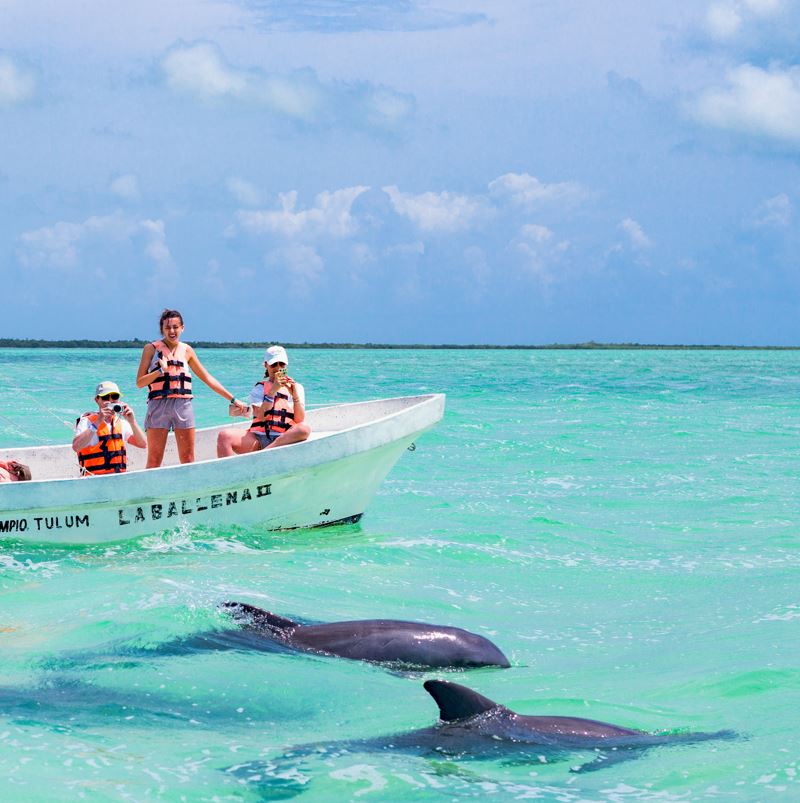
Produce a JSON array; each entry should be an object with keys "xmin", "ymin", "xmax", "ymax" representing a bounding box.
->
[{"xmin": 1, "ymin": 348, "xmax": 799, "ymax": 801}]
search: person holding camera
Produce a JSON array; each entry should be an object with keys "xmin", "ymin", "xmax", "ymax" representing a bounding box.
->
[
  {"xmin": 72, "ymin": 381, "xmax": 146, "ymax": 476},
  {"xmin": 216, "ymin": 345, "xmax": 311, "ymax": 457}
]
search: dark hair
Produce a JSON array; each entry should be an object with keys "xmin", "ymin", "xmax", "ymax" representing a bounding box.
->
[
  {"xmin": 10, "ymin": 461, "xmax": 32, "ymax": 482},
  {"xmin": 159, "ymin": 309, "xmax": 184, "ymax": 333}
]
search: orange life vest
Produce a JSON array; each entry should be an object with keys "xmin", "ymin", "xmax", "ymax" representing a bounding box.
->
[
  {"xmin": 76, "ymin": 413, "xmax": 127, "ymax": 476},
  {"xmin": 147, "ymin": 339, "xmax": 193, "ymax": 401},
  {"xmin": 249, "ymin": 385, "xmax": 295, "ymax": 437}
]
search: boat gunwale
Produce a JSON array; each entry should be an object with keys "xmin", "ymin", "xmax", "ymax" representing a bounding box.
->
[{"xmin": 0, "ymin": 393, "xmax": 444, "ymax": 497}]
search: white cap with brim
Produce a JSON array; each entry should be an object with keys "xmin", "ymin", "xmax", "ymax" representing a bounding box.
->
[
  {"xmin": 95, "ymin": 381, "xmax": 122, "ymax": 397},
  {"xmin": 264, "ymin": 345, "xmax": 288, "ymax": 366}
]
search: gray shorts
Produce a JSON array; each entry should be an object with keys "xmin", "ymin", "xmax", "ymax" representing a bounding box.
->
[
  {"xmin": 144, "ymin": 398, "xmax": 196, "ymax": 431},
  {"xmin": 252, "ymin": 428, "xmax": 280, "ymax": 448}
]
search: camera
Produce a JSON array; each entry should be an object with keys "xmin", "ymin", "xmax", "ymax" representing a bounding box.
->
[{"xmin": 111, "ymin": 403, "xmax": 124, "ymax": 414}]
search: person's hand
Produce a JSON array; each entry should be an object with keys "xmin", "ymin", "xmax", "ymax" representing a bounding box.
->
[
  {"xmin": 157, "ymin": 357, "xmax": 168, "ymax": 374},
  {"xmin": 284, "ymin": 377, "xmax": 301, "ymax": 402},
  {"xmin": 121, "ymin": 403, "xmax": 136, "ymax": 422},
  {"xmin": 231, "ymin": 399, "xmax": 248, "ymax": 414},
  {"xmin": 98, "ymin": 402, "xmax": 116, "ymax": 422}
]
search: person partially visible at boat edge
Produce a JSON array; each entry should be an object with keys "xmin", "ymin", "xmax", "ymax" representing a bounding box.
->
[
  {"xmin": 72, "ymin": 381, "xmax": 146, "ymax": 476},
  {"xmin": 136, "ymin": 309, "xmax": 247, "ymax": 468},
  {"xmin": 0, "ymin": 459, "xmax": 32, "ymax": 482},
  {"xmin": 216, "ymin": 345, "xmax": 311, "ymax": 457}
]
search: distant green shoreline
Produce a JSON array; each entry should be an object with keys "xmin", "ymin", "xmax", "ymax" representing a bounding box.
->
[{"xmin": 0, "ymin": 339, "xmax": 797, "ymax": 350}]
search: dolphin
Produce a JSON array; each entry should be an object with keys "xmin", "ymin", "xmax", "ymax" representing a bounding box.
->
[
  {"xmin": 220, "ymin": 601, "xmax": 511, "ymax": 669},
  {"xmin": 387, "ymin": 680, "xmax": 734, "ymax": 770},
  {"xmin": 227, "ymin": 679, "xmax": 734, "ymax": 786}
]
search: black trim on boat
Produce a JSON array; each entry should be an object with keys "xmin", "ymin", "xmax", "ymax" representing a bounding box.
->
[{"xmin": 308, "ymin": 513, "xmax": 364, "ymax": 530}]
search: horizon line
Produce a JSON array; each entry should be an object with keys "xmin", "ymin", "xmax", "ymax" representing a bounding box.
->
[{"xmin": 0, "ymin": 339, "xmax": 798, "ymax": 350}]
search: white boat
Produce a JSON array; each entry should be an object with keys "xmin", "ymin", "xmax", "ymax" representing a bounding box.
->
[{"xmin": 0, "ymin": 394, "xmax": 445, "ymax": 545}]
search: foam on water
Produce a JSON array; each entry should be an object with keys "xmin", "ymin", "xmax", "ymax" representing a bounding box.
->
[{"xmin": 1, "ymin": 348, "xmax": 799, "ymax": 799}]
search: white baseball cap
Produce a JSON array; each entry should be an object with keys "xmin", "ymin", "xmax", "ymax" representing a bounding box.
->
[
  {"xmin": 95, "ymin": 381, "xmax": 122, "ymax": 397},
  {"xmin": 264, "ymin": 345, "xmax": 288, "ymax": 366}
]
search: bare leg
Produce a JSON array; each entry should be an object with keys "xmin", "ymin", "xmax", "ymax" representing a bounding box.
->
[
  {"xmin": 266, "ymin": 422, "xmax": 312, "ymax": 449},
  {"xmin": 146, "ymin": 428, "xmax": 169, "ymax": 468},
  {"xmin": 174, "ymin": 428, "xmax": 196, "ymax": 463},
  {"xmin": 217, "ymin": 429, "xmax": 262, "ymax": 458}
]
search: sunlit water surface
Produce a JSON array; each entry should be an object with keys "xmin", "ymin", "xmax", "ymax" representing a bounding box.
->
[{"xmin": 1, "ymin": 348, "xmax": 798, "ymax": 800}]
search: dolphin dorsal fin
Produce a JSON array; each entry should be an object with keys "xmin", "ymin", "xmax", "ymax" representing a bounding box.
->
[
  {"xmin": 423, "ymin": 680, "xmax": 500, "ymax": 722},
  {"xmin": 221, "ymin": 602, "xmax": 297, "ymax": 632}
]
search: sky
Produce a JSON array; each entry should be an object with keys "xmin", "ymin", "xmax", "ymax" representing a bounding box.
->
[{"xmin": 1, "ymin": 0, "xmax": 800, "ymax": 345}]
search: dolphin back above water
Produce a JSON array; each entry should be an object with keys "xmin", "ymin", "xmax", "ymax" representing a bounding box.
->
[
  {"xmin": 418, "ymin": 679, "xmax": 735, "ymax": 769},
  {"xmin": 226, "ymin": 679, "xmax": 735, "ymax": 788},
  {"xmin": 221, "ymin": 602, "xmax": 511, "ymax": 669},
  {"xmin": 426, "ymin": 679, "xmax": 649, "ymax": 745},
  {"xmin": 354, "ymin": 679, "xmax": 732, "ymax": 764}
]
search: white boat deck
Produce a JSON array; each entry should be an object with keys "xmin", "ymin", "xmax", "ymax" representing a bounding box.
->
[
  {"xmin": 0, "ymin": 394, "xmax": 445, "ymax": 543},
  {"xmin": 0, "ymin": 395, "xmax": 437, "ymax": 481}
]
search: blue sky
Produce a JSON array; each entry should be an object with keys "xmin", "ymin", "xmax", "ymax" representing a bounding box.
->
[{"xmin": 1, "ymin": 0, "xmax": 799, "ymax": 344}]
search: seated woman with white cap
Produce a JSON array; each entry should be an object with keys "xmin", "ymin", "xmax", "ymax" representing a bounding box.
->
[{"xmin": 216, "ymin": 345, "xmax": 311, "ymax": 458}]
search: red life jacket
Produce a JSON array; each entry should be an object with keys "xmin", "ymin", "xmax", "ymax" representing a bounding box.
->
[
  {"xmin": 249, "ymin": 384, "xmax": 295, "ymax": 436},
  {"xmin": 76, "ymin": 413, "xmax": 127, "ymax": 476},
  {"xmin": 147, "ymin": 339, "xmax": 193, "ymax": 401}
]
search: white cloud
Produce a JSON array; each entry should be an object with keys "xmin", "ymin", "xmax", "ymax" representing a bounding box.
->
[
  {"xmin": 751, "ymin": 192, "xmax": 792, "ymax": 226},
  {"xmin": 365, "ymin": 87, "xmax": 414, "ymax": 127},
  {"xmin": 706, "ymin": 0, "xmax": 783, "ymax": 38},
  {"xmin": 162, "ymin": 43, "xmax": 247, "ymax": 99},
  {"xmin": 693, "ymin": 64, "xmax": 800, "ymax": 143},
  {"xmin": 488, "ymin": 172, "xmax": 587, "ymax": 209},
  {"xmin": 18, "ymin": 212, "xmax": 173, "ymax": 270},
  {"xmin": 227, "ymin": 177, "xmax": 261, "ymax": 206},
  {"xmin": 237, "ymin": 186, "xmax": 369, "ymax": 239},
  {"xmin": 620, "ymin": 218, "xmax": 652, "ymax": 250},
  {"xmin": 0, "ymin": 54, "xmax": 35, "ymax": 106},
  {"xmin": 160, "ymin": 43, "xmax": 412, "ymax": 129},
  {"xmin": 140, "ymin": 219, "xmax": 173, "ymax": 269},
  {"xmin": 515, "ymin": 224, "xmax": 569, "ymax": 281},
  {"xmin": 707, "ymin": 3, "xmax": 743, "ymax": 39},
  {"xmin": 255, "ymin": 73, "xmax": 323, "ymax": 122},
  {"xmin": 161, "ymin": 43, "xmax": 320, "ymax": 121},
  {"xmin": 265, "ymin": 244, "xmax": 324, "ymax": 296},
  {"xmin": 382, "ymin": 185, "xmax": 491, "ymax": 233},
  {"xmin": 110, "ymin": 173, "xmax": 140, "ymax": 201}
]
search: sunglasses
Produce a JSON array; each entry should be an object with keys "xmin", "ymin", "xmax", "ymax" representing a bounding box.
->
[
  {"xmin": 99, "ymin": 393, "xmax": 121, "ymax": 400},
  {"xmin": 266, "ymin": 362, "xmax": 287, "ymax": 369}
]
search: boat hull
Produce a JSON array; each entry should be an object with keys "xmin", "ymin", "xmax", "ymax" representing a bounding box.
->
[{"xmin": 0, "ymin": 394, "xmax": 444, "ymax": 545}]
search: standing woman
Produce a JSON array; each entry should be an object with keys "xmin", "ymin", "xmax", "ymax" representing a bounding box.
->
[{"xmin": 136, "ymin": 309, "xmax": 246, "ymax": 468}]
